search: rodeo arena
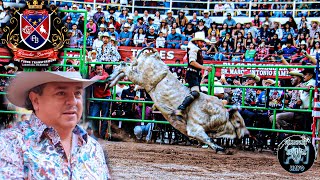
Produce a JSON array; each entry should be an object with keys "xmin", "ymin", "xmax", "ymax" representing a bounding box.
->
[{"xmin": 1, "ymin": 0, "xmax": 320, "ymax": 179}]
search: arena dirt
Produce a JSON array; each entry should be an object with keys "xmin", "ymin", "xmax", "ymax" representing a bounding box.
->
[{"xmin": 100, "ymin": 140, "xmax": 320, "ymax": 180}]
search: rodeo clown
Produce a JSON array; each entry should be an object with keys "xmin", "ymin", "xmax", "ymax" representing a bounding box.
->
[{"xmin": 175, "ymin": 32, "xmax": 212, "ymax": 120}]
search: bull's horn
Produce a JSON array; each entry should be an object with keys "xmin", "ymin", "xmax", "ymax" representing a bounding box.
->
[{"xmin": 136, "ymin": 47, "xmax": 157, "ymax": 59}]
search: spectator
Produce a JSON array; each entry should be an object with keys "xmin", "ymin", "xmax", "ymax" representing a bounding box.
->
[
  {"xmin": 257, "ymin": 79, "xmax": 275, "ymax": 107},
  {"xmin": 258, "ymin": 22, "xmax": 271, "ymax": 43},
  {"xmin": 287, "ymin": 16, "xmax": 298, "ymax": 30},
  {"xmin": 291, "ymin": 40, "xmax": 309, "ymax": 63},
  {"xmin": 133, "ymin": 98, "xmax": 153, "ymax": 143},
  {"xmin": 272, "ymin": 21, "xmax": 283, "ymax": 40},
  {"xmin": 92, "ymin": 33, "xmax": 103, "ymax": 51},
  {"xmin": 214, "ymin": 1, "xmax": 225, "ymax": 16},
  {"xmin": 232, "ymin": 23, "xmax": 244, "ymax": 39},
  {"xmin": 119, "ymin": 23, "xmax": 132, "ymax": 46},
  {"xmin": 176, "ymin": 10, "xmax": 188, "ymax": 30},
  {"xmin": 234, "ymin": 31, "xmax": 245, "ymax": 48},
  {"xmin": 309, "ymin": 20, "xmax": 320, "ymax": 38},
  {"xmin": 213, "ymin": 41, "xmax": 230, "ymax": 61},
  {"xmin": 102, "ymin": 37, "xmax": 121, "ymax": 62},
  {"xmin": 110, "ymin": 96, "xmax": 126, "ymax": 129},
  {"xmin": 296, "ymin": 33, "xmax": 307, "ymax": 47},
  {"xmin": 106, "ymin": 6, "xmax": 117, "ymax": 22},
  {"xmin": 263, "ymin": 14, "xmax": 273, "ymax": 29},
  {"xmin": 169, "ymin": 59, "xmax": 184, "ymax": 81},
  {"xmin": 310, "ymin": 31, "xmax": 320, "ymax": 47},
  {"xmin": 97, "ymin": 32, "xmax": 111, "ymax": 60},
  {"xmin": 244, "ymin": 21, "xmax": 258, "ymax": 39},
  {"xmin": 244, "ymin": 32, "xmax": 255, "ymax": 49},
  {"xmin": 69, "ymin": 24, "xmax": 83, "ymax": 48},
  {"xmin": 183, "ymin": 22, "xmax": 195, "ymax": 41},
  {"xmin": 298, "ymin": 22, "xmax": 310, "ymax": 39},
  {"xmin": 142, "ymin": 10, "xmax": 150, "ymax": 23},
  {"xmin": 170, "ymin": 22, "xmax": 182, "ymax": 34},
  {"xmin": 146, "ymin": 17, "xmax": 158, "ymax": 33},
  {"xmin": 196, "ymin": 19, "xmax": 208, "ymax": 38},
  {"xmin": 133, "ymin": 28, "xmax": 146, "ymax": 47},
  {"xmin": 144, "ymin": 26, "xmax": 157, "ymax": 47},
  {"xmin": 224, "ymin": 0, "xmax": 235, "ymax": 17},
  {"xmin": 208, "ymin": 30, "xmax": 219, "ymax": 45},
  {"xmin": 86, "ymin": 19, "xmax": 97, "ymax": 38},
  {"xmin": 165, "ymin": 11, "xmax": 175, "ymax": 27},
  {"xmin": 282, "ymin": 40, "xmax": 297, "ymax": 60},
  {"xmin": 156, "ymin": 32, "xmax": 166, "ymax": 48},
  {"xmin": 64, "ymin": 16, "xmax": 72, "ymax": 30},
  {"xmin": 208, "ymin": 22, "xmax": 219, "ymax": 38},
  {"xmin": 121, "ymin": 83, "xmax": 137, "ymax": 122},
  {"xmin": 231, "ymin": 42, "xmax": 245, "ymax": 62},
  {"xmin": 201, "ymin": 10, "xmax": 212, "ymax": 29},
  {"xmin": 134, "ymin": 17, "xmax": 147, "ymax": 33},
  {"xmin": 108, "ymin": 16, "xmax": 121, "ymax": 32},
  {"xmin": 107, "ymin": 24, "xmax": 119, "ymax": 40},
  {"xmin": 85, "ymin": 5, "xmax": 94, "ymax": 21},
  {"xmin": 223, "ymin": 13, "xmax": 236, "ymax": 28},
  {"xmin": 133, "ymin": 10, "xmax": 140, "ymax": 24},
  {"xmin": 68, "ymin": 4, "xmax": 81, "ymax": 25},
  {"xmin": 166, "ymin": 28, "xmax": 183, "ymax": 49},
  {"xmin": 97, "ymin": 24, "xmax": 107, "ymax": 34},
  {"xmin": 244, "ymin": 43, "xmax": 256, "ymax": 62},
  {"xmin": 89, "ymin": 64, "xmax": 111, "ymax": 139},
  {"xmin": 97, "ymin": 16, "xmax": 108, "ymax": 30},
  {"xmin": 270, "ymin": 71, "xmax": 303, "ymax": 130},
  {"xmin": 269, "ymin": 33, "xmax": 281, "ymax": 54},
  {"xmin": 213, "ymin": 77, "xmax": 225, "ymax": 99},
  {"xmin": 189, "ymin": 12, "xmax": 199, "ymax": 25},
  {"xmin": 153, "ymin": 11, "xmax": 164, "ymax": 27},
  {"xmin": 309, "ymin": 41, "xmax": 320, "ymax": 60},
  {"xmin": 256, "ymin": 42, "xmax": 269, "ymax": 61},
  {"xmin": 252, "ymin": 15, "xmax": 262, "ymax": 28},
  {"xmin": 298, "ymin": 16, "xmax": 310, "ymax": 29},
  {"xmin": 221, "ymin": 32, "xmax": 234, "ymax": 48},
  {"xmin": 159, "ymin": 19, "xmax": 169, "ymax": 38},
  {"xmin": 119, "ymin": 7, "xmax": 129, "ymax": 25},
  {"xmin": 93, "ymin": 5, "xmax": 105, "ymax": 23},
  {"xmin": 126, "ymin": 16, "xmax": 135, "ymax": 32}
]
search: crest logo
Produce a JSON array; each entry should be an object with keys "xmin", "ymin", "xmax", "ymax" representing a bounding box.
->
[{"xmin": 1, "ymin": 0, "xmax": 69, "ymax": 67}]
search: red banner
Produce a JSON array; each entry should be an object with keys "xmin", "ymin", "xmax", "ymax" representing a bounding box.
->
[{"xmin": 13, "ymin": 48, "xmax": 58, "ymax": 60}]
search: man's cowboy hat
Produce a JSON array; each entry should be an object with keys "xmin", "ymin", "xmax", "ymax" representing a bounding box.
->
[
  {"xmin": 110, "ymin": 37, "xmax": 118, "ymax": 45},
  {"xmin": 191, "ymin": 31, "xmax": 207, "ymax": 42},
  {"xmin": 123, "ymin": 23, "xmax": 131, "ymax": 28},
  {"xmin": 102, "ymin": 32, "xmax": 110, "ymax": 37},
  {"xmin": 72, "ymin": 4, "xmax": 78, "ymax": 8},
  {"xmin": 86, "ymin": 4, "xmax": 91, "ymax": 8},
  {"xmin": 311, "ymin": 20, "xmax": 319, "ymax": 25},
  {"xmin": 202, "ymin": 10, "xmax": 210, "ymax": 15},
  {"xmin": 242, "ymin": 70, "xmax": 260, "ymax": 82},
  {"xmin": 273, "ymin": 20, "xmax": 280, "ymax": 25},
  {"xmin": 96, "ymin": 5, "xmax": 102, "ymax": 9},
  {"xmin": 108, "ymin": 24, "xmax": 115, "ymax": 29},
  {"xmin": 288, "ymin": 70, "xmax": 303, "ymax": 77},
  {"xmin": 160, "ymin": 19, "xmax": 168, "ymax": 24},
  {"xmin": 301, "ymin": 68, "xmax": 315, "ymax": 77},
  {"xmin": 127, "ymin": 16, "xmax": 133, "ymax": 20},
  {"xmin": 245, "ymin": 21, "xmax": 252, "ymax": 26},
  {"xmin": 166, "ymin": 11, "xmax": 173, "ymax": 15},
  {"xmin": 6, "ymin": 72, "xmax": 99, "ymax": 108},
  {"xmin": 5, "ymin": 63, "xmax": 18, "ymax": 72},
  {"xmin": 262, "ymin": 79, "xmax": 275, "ymax": 86},
  {"xmin": 99, "ymin": 24, "xmax": 105, "ymax": 28}
]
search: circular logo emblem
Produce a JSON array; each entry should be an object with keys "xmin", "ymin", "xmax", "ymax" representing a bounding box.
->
[{"xmin": 277, "ymin": 135, "xmax": 316, "ymax": 174}]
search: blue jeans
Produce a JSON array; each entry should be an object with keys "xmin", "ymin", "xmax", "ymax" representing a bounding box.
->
[
  {"xmin": 167, "ymin": 43, "xmax": 180, "ymax": 49},
  {"xmin": 214, "ymin": 53, "xmax": 226, "ymax": 61},
  {"xmin": 89, "ymin": 96, "xmax": 111, "ymax": 138},
  {"xmin": 120, "ymin": 39, "xmax": 131, "ymax": 46},
  {"xmin": 134, "ymin": 123, "xmax": 154, "ymax": 141},
  {"xmin": 273, "ymin": 11, "xmax": 283, "ymax": 17},
  {"xmin": 245, "ymin": 57, "xmax": 254, "ymax": 62},
  {"xmin": 143, "ymin": 43, "xmax": 155, "ymax": 48}
]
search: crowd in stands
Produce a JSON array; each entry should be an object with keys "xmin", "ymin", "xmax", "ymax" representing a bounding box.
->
[{"xmin": 0, "ymin": 1, "xmax": 318, "ymax": 143}]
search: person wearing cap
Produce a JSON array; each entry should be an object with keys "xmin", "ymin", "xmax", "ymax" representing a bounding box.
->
[
  {"xmin": 269, "ymin": 71, "xmax": 303, "ymax": 130},
  {"xmin": 146, "ymin": 16, "xmax": 159, "ymax": 32},
  {"xmin": 64, "ymin": 16, "xmax": 73, "ymax": 30},
  {"xmin": 222, "ymin": 13, "xmax": 236, "ymax": 28},
  {"xmin": 119, "ymin": 23, "xmax": 132, "ymax": 46},
  {"xmin": 176, "ymin": 10, "xmax": 188, "ymax": 28},
  {"xmin": 310, "ymin": 20, "xmax": 320, "ymax": 38},
  {"xmin": 118, "ymin": 7, "xmax": 129, "ymax": 23},
  {"xmin": 196, "ymin": 19, "xmax": 208, "ymax": 38},
  {"xmin": 256, "ymin": 79, "xmax": 275, "ymax": 107},
  {"xmin": 175, "ymin": 32, "xmax": 212, "ymax": 120},
  {"xmin": 107, "ymin": 23, "xmax": 119, "ymax": 40},
  {"xmin": 134, "ymin": 17, "xmax": 147, "ymax": 34},
  {"xmin": 202, "ymin": 11, "xmax": 213, "ymax": 29},
  {"xmin": 143, "ymin": 26, "xmax": 157, "ymax": 48},
  {"xmin": 93, "ymin": 5, "xmax": 105, "ymax": 23},
  {"xmin": 0, "ymin": 72, "xmax": 109, "ymax": 179},
  {"xmin": 107, "ymin": 15, "xmax": 121, "ymax": 31},
  {"xmin": 69, "ymin": 24, "xmax": 83, "ymax": 48},
  {"xmin": 165, "ymin": 10, "xmax": 175, "ymax": 27}
]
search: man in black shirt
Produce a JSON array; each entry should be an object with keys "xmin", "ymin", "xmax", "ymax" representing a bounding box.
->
[{"xmin": 143, "ymin": 26, "xmax": 157, "ymax": 48}]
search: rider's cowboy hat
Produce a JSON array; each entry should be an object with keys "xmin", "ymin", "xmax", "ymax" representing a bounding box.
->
[
  {"xmin": 5, "ymin": 63, "xmax": 18, "ymax": 72},
  {"xmin": 6, "ymin": 72, "xmax": 99, "ymax": 108},
  {"xmin": 191, "ymin": 32, "xmax": 210, "ymax": 43},
  {"xmin": 242, "ymin": 70, "xmax": 260, "ymax": 82}
]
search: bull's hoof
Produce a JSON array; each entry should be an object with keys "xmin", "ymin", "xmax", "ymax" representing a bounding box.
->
[{"xmin": 215, "ymin": 146, "xmax": 226, "ymax": 154}]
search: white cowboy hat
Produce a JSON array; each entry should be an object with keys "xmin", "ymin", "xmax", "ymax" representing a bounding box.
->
[
  {"xmin": 123, "ymin": 23, "xmax": 131, "ymax": 28},
  {"xmin": 202, "ymin": 10, "xmax": 210, "ymax": 15},
  {"xmin": 5, "ymin": 63, "xmax": 18, "ymax": 72},
  {"xmin": 102, "ymin": 32, "xmax": 110, "ymax": 37},
  {"xmin": 242, "ymin": 70, "xmax": 260, "ymax": 82},
  {"xmin": 86, "ymin": 4, "xmax": 91, "ymax": 8},
  {"xmin": 288, "ymin": 71, "xmax": 303, "ymax": 77},
  {"xmin": 6, "ymin": 72, "xmax": 99, "ymax": 108},
  {"xmin": 72, "ymin": 4, "xmax": 78, "ymax": 8},
  {"xmin": 191, "ymin": 31, "xmax": 206, "ymax": 42},
  {"xmin": 166, "ymin": 10, "xmax": 173, "ymax": 15},
  {"xmin": 262, "ymin": 79, "xmax": 275, "ymax": 86},
  {"xmin": 110, "ymin": 37, "xmax": 118, "ymax": 45},
  {"xmin": 99, "ymin": 24, "xmax": 105, "ymax": 28},
  {"xmin": 97, "ymin": 5, "xmax": 102, "ymax": 9},
  {"xmin": 108, "ymin": 24, "xmax": 115, "ymax": 29},
  {"xmin": 127, "ymin": 16, "xmax": 133, "ymax": 20}
]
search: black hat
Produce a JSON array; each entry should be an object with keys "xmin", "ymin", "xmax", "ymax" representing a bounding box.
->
[
  {"xmin": 148, "ymin": 17, "xmax": 154, "ymax": 21},
  {"xmin": 108, "ymin": 6, "xmax": 117, "ymax": 12},
  {"xmin": 137, "ymin": 17, "xmax": 144, "ymax": 21},
  {"xmin": 301, "ymin": 68, "xmax": 315, "ymax": 77},
  {"xmin": 210, "ymin": 22, "xmax": 217, "ymax": 26},
  {"xmin": 199, "ymin": 19, "xmax": 205, "ymax": 24},
  {"xmin": 227, "ymin": 13, "xmax": 231, "ymax": 16}
]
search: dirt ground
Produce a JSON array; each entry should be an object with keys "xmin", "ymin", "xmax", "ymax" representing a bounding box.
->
[{"xmin": 100, "ymin": 140, "xmax": 320, "ymax": 180}]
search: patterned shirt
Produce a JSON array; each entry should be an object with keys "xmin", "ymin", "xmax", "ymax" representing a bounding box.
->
[
  {"xmin": 0, "ymin": 114, "xmax": 109, "ymax": 180},
  {"xmin": 232, "ymin": 87, "xmax": 257, "ymax": 106}
]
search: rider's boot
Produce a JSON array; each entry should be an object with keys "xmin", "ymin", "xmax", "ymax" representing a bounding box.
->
[{"xmin": 175, "ymin": 91, "xmax": 200, "ymax": 121}]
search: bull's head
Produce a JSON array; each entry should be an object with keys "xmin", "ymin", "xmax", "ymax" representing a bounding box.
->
[
  {"xmin": 107, "ymin": 47, "xmax": 169, "ymax": 92},
  {"xmin": 228, "ymin": 107, "xmax": 249, "ymax": 139}
]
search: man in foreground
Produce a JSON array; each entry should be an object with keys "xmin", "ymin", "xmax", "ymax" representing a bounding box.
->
[{"xmin": 0, "ymin": 71, "xmax": 109, "ymax": 179}]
